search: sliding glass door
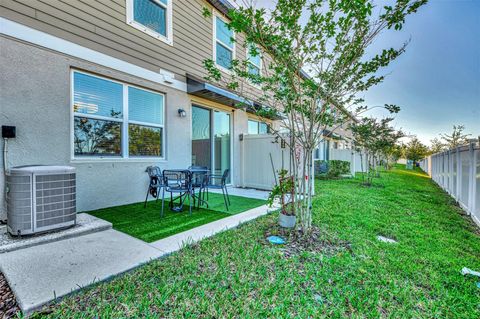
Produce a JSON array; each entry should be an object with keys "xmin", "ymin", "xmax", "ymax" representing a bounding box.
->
[
  {"xmin": 192, "ymin": 106, "xmax": 231, "ymax": 183},
  {"xmin": 192, "ymin": 106, "xmax": 211, "ymax": 168}
]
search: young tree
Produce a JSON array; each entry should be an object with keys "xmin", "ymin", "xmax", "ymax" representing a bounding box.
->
[
  {"xmin": 204, "ymin": 0, "xmax": 426, "ymax": 232},
  {"xmin": 440, "ymin": 125, "xmax": 471, "ymax": 149},
  {"xmin": 405, "ymin": 137, "xmax": 428, "ymax": 165},
  {"xmin": 349, "ymin": 117, "xmax": 403, "ymax": 185},
  {"xmin": 428, "ymin": 137, "xmax": 445, "ymax": 154}
]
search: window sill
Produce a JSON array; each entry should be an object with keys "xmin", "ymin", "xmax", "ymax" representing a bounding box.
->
[
  {"xmin": 214, "ymin": 63, "xmax": 234, "ymax": 75},
  {"xmin": 71, "ymin": 157, "xmax": 167, "ymax": 164},
  {"xmin": 127, "ymin": 20, "xmax": 173, "ymax": 46}
]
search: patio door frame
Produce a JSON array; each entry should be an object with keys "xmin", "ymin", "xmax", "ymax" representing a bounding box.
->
[{"xmin": 191, "ymin": 103, "xmax": 233, "ymax": 185}]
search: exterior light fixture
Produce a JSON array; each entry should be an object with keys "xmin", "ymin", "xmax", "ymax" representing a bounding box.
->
[{"xmin": 178, "ymin": 108, "xmax": 186, "ymax": 118}]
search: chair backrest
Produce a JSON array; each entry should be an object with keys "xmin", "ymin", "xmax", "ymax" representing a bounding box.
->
[
  {"xmin": 163, "ymin": 170, "xmax": 192, "ymax": 191},
  {"xmin": 189, "ymin": 166, "xmax": 208, "ymax": 187},
  {"xmin": 145, "ymin": 166, "xmax": 163, "ymax": 186},
  {"xmin": 145, "ymin": 166, "xmax": 161, "ymax": 178},
  {"xmin": 221, "ymin": 169, "xmax": 230, "ymax": 185}
]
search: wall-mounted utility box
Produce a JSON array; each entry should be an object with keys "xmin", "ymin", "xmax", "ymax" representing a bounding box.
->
[{"xmin": 2, "ymin": 125, "xmax": 16, "ymax": 138}]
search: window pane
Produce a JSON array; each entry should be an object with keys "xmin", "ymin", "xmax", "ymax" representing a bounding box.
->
[
  {"xmin": 214, "ymin": 111, "xmax": 231, "ymax": 183},
  {"xmin": 216, "ymin": 43, "xmax": 232, "ymax": 69},
  {"xmin": 248, "ymin": 120, "xmax": 259, "ymax": 134},
  {"xmin": 215, "ymin": 17, "xmax": 233, "ymax": 48},
  {"xmin": 248, "ymin": 64, "xmax": 260, "ymax": 76},
  {"xmin": 73, "ymin": 72, "xmax": 123, "ymax": 118},
  {"xmin": 247, "ymin": 46, "xmax": 261, "ymax": 67},
  {"xmin": 259, "ymin": 122, "xmax": 268, "ymax": 134},
  {"xmin": 74, "ymin": 117, "xmax": 121, "ymax": 156},
  {"xmin": 129, "ymin": 124, "xmax": 162, "ymax": 157},
  {"xmin": 192, "ymin": 106, "xmax": 211, "ymax": 168},
  {"xmin": 128, "ymin": 87, "xmax": 164, "ymax": 125},
  {"xmin": 134, "ymin": 0, "xmax": 166, "ymax": 36}
]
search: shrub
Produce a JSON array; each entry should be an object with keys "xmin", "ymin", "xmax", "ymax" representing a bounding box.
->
[{"xmin": 326, "ymin": 160, "xmax": 350, "ymax": 178}]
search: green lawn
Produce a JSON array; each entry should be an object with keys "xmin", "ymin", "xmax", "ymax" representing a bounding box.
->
[
  {"xmin": 86, "ymin": 192, "xmax": 266, "ymax": 242},
  {"xmin": 34, "ymin": 166, "xmax": 480, "ymax": 318}
]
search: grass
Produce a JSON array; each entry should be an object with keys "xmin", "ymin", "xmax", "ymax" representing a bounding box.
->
[
  {"xmin": 33, "ymin": 165, "xmax": 480, "ymax": 318},
  {"xmin": 85, "ymin": 192, "xmax": 266, "ymax": 242}
]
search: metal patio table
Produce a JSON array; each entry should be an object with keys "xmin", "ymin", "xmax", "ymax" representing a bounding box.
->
[{"xmin": 166, "ymin": 168, "xmax": 210, "ymax": 212}]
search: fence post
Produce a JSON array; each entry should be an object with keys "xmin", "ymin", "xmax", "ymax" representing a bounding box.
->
[
  {"xmin": 448, "ymin": 149, "xmax": 453, "ymax": 194},
  {"xmin": 456, "ymin": 146, "xmax": 461, "ymax": 201},
  {"xmin": 468, "ymin": 141, "xmax": 475, "ymax": 215},
  {"xmin": 351, "ymin": 151, "xmax": 355, "ymax": 176},
  {"xmin": 472, "ymin": 143, "xmax": 478, "ymax": 218}
]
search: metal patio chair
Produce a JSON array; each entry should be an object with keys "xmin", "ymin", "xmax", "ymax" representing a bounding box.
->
[
  {"xmin": 205, "ymin": 169, "xmax": 231, "ymax": 211},
  {"xmin": 144, "ymin": 166, "xmax": 164, "ymax": 208},
  {"xmin": 161, "ymin": 170, "xmax": 193, "ymax": 217},
  {"xmin": 188, "ymin": 165, "xmax": 209, "ymax": 209}
]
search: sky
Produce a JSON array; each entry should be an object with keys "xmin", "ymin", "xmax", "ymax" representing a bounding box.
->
[{"xmin": 248, "ymin": 0, "xmax": 480, "ymax": 145}]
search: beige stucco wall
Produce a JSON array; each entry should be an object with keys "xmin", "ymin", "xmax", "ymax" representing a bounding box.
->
[
  {"xmin": 0, "ymin": 35, "xmax": 189, "ymax": 217},
  {"xmin": 0, "ymin": 35, "xmax": 256, "ymax": 220}
]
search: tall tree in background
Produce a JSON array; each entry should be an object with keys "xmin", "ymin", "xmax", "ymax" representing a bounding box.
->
[
  {"xmin": 429, "ymin": 137, "xmax": 445, "ymax": 154},
  {"xmin": 204, "ymin": 0, "xmax": 427, "ymax": 232},
  {"xmin": 405, "ymin": 137, "xmax": 428, "ymax": 164},
  {"xmin": 440, "ymin": 125, "xmax": 471, "ymax": 149}
]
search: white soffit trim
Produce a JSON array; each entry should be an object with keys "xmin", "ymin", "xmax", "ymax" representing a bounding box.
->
[{"xmin": 0, "ymin": 17, "xmax": 187, "ymax": 92}]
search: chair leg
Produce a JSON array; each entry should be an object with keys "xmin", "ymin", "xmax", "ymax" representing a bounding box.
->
[
  {"xmin": 188, "ymin": 192, "xmax": 192, "ymax": 215},
  {"xmin": 144, "ymin": 186, "xmax": 150, "ymax": 208},
  {"xmin": 156, "ymin": 186, "xmax": 160, "ymax": 203},
  {"xmin": 161, "ymin": 188, "xmax": 165, "ymax": 217},
  {"xmin": 224, "ymin": 185, "xmax": 231, "ymax": 205},
  {"xmin": 221, "ymin": 187, "xmax": 228, "ymax": 211},
  {"xmin": 197, "ymin": 188, "xmax": 202, "ymax": 210}
]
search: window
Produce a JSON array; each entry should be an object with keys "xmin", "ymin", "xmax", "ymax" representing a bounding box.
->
[
  {"xmin": 214, "ymin": 15, "xmax": 234, "ymax": 70},
  {"xmin": 126, "ymin": 0, "xmax": 173, "ymax": 45},
  {"xmin": 246, "ymin": 44, "xmax": 261, "ymax": 76},
  {"xmin": 72, "ymin": 71, "xmax": 165, "ymax": 159},
  {"xmin": 248, "ymin": 120, "xmax": 269, "ymax": 135}
]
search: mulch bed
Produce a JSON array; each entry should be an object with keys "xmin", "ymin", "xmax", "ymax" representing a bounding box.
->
[
  {"xmin": 263, "ymin": 223, "xmax": 352, "ymax": 258},
  {"xmin": 0, "ymin": 272, "xmax": 20, "ymax": 319}
]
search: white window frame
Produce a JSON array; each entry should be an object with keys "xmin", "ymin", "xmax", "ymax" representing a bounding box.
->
[
  {"xmin": 70, "ymin": 70, "xmax": 166, "ymax": 161},
  {"xmin": 126, "ymin": 0, "xmax": 173, "ymax": 46},
  {"xmin": 213, "ymin": 13, "xmax": 235, "ymax": 73}
]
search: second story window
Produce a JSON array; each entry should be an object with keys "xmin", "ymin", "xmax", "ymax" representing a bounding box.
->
[
  {"xmin": 214, "ymin": 16, "xmax": 234, "ymax": 70},
  {"xmin": 247, "ymin": 45, "xmax": 261, "ymax": 76},
  {"xmin": 126, "ymin": 0, "xmax": 173, "ymax": 46}
]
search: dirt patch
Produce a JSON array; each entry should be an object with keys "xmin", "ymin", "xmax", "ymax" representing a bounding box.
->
[
  {"xmin": 0, "ymin": 272, "xmax": 20, "ymax": 319},
  {"xmin": 263, "ymin": 223, "xmax": 352, "ymax": 258}
]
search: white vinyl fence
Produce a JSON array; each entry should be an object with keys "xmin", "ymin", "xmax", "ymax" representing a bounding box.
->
[
  {"xmin": 240, "ymin": 134, "xmax": 291, "ymax": 190},
  {"xmin": 420, "ymin": 140, "xmax": 480, "ymax": 226}
]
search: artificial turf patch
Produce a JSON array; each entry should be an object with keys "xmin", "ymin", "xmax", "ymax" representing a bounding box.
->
[{"xmin": 86, "ymin": 192, "xmax": 266, "ymax": 242}]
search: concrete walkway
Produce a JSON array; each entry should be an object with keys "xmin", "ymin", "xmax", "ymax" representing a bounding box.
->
[
  {"xmin": 0, "ymin": 203, "xmax": 274, "ymax": 315},
  {"xmin": 210, "ymin": 186, "xmax": 270, "ymax": 200},
  {"xmin": 150, "ymin": 204, "xmax": 273, "ymax": 253}
]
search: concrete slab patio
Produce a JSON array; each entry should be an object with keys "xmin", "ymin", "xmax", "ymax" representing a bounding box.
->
[
  {"xmin": 0, "ymin": 213, "xmax": 111, "ymax": 254},
  {"xmin": 0, "ymin": 229, "xmax": 164, "ymax": 314}
]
